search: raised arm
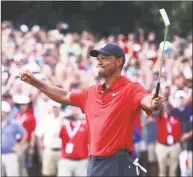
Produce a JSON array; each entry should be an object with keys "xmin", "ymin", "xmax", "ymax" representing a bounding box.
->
[{"xmin": 20, "ymin": 70, "xmax": 73, "ymax": 105}]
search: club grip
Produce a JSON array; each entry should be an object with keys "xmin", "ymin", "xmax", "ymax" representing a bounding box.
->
[{"xmin": 154, "ymin": 82, "xmax": 160, "ymax": 98}]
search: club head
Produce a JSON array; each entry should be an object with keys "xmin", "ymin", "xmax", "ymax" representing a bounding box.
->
[{"xmin": 159, "ymin": 9, "xmax": 170, "ymax": 26}]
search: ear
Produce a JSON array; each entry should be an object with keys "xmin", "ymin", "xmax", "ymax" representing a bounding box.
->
[{"xmin": 117, "ymin": 58, "xmax": 123, "ymax": 67}]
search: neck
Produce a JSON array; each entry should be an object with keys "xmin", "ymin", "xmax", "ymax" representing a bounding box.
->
[{"xmin": 104, "ymin": 73, "xmax": 121, "ymax": 89}]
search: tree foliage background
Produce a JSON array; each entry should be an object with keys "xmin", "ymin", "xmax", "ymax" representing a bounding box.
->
[{"xmin": 2, "ymin": 1, "xmax": 192, "ymax": 39}]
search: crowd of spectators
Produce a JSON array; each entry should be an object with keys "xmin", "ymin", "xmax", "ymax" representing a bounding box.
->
[{"xmin": 2, "ymin": 20, "xmax": 192, "ymax": 177}]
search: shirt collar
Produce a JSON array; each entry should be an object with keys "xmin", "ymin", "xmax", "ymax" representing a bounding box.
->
[{"xmin": 98, "ymin": 76, "xmax": 128, "ymax": 92}]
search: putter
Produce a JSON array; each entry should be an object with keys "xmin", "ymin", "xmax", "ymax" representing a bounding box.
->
[{"xmin": 154, "ymin": 9, "xmax": 170, "ymax": 98}]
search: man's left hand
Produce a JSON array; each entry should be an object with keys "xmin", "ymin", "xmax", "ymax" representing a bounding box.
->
[
  {"xmin": 151, "ymin": 95, "xmax": 164, "ymax": 110},
  {"xmin": 28, "ymin": 147, "xmax": 35, "ymax": 155}
]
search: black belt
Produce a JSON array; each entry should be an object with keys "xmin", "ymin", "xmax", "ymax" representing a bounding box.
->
[
  {"xmin": 89, "ymin": 150, "xmax": 132, "ymax": 160},
  {"xmin": 51, "ymin": 148, "xmax": 61, "ymax": 151}
]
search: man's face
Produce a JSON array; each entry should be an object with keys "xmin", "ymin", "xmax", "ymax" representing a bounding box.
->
[
  {"xmin": 164, "ymin": 104, "xmax": 172, "ymax": 115},
  {"xmin": 96, "ymin": 54, "xmax": 120, "ymax": 78},
  {"xmin": 19, "ymin": 104, "xmax": 29, "ymax": 113},
  {"xmin": 177, "ymin": 97, "xmax": 186, "ymax": 107}
]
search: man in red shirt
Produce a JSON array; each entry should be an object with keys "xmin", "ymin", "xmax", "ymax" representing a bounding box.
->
[
  {"xmin": 155, "ymin": 103, "xmax": 182, "ymax": 177},
  {"xmin": 20, "ymin": 43, "xmax": 163, "ymax": 176},
  {"xmin": 58, "ymin": 108, "xmax": 88, "ymax": 176}
]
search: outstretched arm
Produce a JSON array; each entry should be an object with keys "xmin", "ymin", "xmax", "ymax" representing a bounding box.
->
[{"xmin": 20, "ymin": 70, "xmax": 74, "ymax": 105}]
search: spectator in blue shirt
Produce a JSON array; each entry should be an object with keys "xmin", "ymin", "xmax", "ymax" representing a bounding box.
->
[
  {"xmin": 172, "ymin": 90, "xmax": 192, "ymax": 133},
  {"xmin": 132, "ymin": 124, "xmax": 141, "ymax": 160},
  {"xmin": 2, "ymin": 101, "xmax": 27, "ymax": 177}
]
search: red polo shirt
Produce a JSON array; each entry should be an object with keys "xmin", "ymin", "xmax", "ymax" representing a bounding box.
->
[
  {"xmin": 70, "ymin": 76, "xmax": 150, "ymax": 156},
  {"xmin": 60, "ymin": 119, "xmax": 88, "ymax": 159},
  {"xmin": 156, "ymin": 112, "xmax": 182, "ymax": 145},
  {"xmin": 15, "ymin": 108, "xmax": 36, "ymax": 141}
]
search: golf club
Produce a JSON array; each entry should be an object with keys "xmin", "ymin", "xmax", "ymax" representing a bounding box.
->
[{"xmin": 154, "ymin": 8, "xmax": 170, "ymax": 98}]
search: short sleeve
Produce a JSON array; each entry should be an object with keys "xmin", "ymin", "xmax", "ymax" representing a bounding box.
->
[
  {"xmin": 15, "ymin": 122, "xmax": 27, "ymax": 137},
  {"xmin": 131, "ymin": 83, "xmax": 150, "ymax": 110},
  {"xmin": 70, "ymin": 89, "xmax": 88, "ymax": 113}
]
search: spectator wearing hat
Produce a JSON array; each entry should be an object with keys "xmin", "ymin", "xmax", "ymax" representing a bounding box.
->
[
  {"xmin": 58, "ymin": 106, "xmax": 88, "ymax": 176},
  {"xmin": 172, "ymin": 90, "xmax": 192, "ymax": 129},
  {"xmin": 14, "ymin": 95, "xmax": 36, "ymax": 177},
  {"xmin": 2, "ymin": 101, "xmax": 27, "ymax": 177},
  {"xmin": 2, "ymin": 92, "xmax": 19, "ymax": 120},
  {"xmin": 155, "ymin": 103, "xmax": 182, "ymax": 177},
  {"xmin": 35, "ymin": 100, "xmax": 63, "ymax": 177},
  {"xmin": 172, "ymin": 89, "xmax": 192, "ymax": 159}
]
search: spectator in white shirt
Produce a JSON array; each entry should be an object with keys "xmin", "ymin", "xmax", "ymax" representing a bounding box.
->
[{"xmin": 35, "ymin": 100, "xmax": 64, "ymax": 177}]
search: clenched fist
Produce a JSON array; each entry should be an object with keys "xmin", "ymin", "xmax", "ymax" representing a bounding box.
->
[
  {"xmin": 20, "ymin": 70, "xmax": 36, "ymax": 85},
  {"xmin": 151, "ymin": 95, "xmax": 164, "ymax": 110}
]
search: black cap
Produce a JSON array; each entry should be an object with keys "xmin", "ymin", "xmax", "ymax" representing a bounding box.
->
[{"xmin": 89, "ymin": 43, "xmax": 125, "ymax": 60}]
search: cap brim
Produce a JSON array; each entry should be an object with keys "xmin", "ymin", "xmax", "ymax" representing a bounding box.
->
[{"xmin": 89, "ymin": 49, "xmax": 112, "ymax": 57}]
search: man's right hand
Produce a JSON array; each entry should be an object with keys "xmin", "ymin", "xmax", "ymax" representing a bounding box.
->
[
  {"xmin": 19, "ymin": 70, "xmax": 74, "ymax": 106},
  {"xmin": 12, "ymin": 144, "xmax": 21, "ymax": 153},
  {"xmin": 20, "ymin": 70, "xmax": 36, "ymax": 85}
]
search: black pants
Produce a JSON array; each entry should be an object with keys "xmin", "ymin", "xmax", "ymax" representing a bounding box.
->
[{"xmin": 87, "ymin": 150, "xmax": 137, "ymax": 177}]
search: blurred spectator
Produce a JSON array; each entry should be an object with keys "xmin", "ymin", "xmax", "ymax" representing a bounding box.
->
[
  {"xmin": 172, "ymin": 90, "xmax": 192, "ymax": 132},
  {"xmin": 143, "ymin": 112, "xmax": 158, "ymax": 177},
  {"xmin": 155, "ymin": 103, "xmax": 182, "ymax": 177},
  {"xmin": 179, "ymin": 114, "xmax": 193, "ymax": 177},
  {"xmin": 58, "ymin": 106, "xmax": 88, "ymax": 176},
  {"xmin": 32, "ymin": 91, "xmax": 52, "ymax": 123},
  {"xmin": 59, "ymin": 33, "xmax": 82, "ymax": 60},
  {"xmin": 14, "ymin": 95, "xmax": 36, "ymax": 176},
  {"xmin": 2, "ymin": 92, "xmax": 19, "ymax": 120},
  {"xmin": 133, "ymin": 112, "xmax": 146, "ymax": 161},
  {"xmin": 2, "ymin": 101, "xmax": 27, "ymax": 177},
  {"xmin": 35, "ymin": 100, "xmax": 63, "ymax": 177},
  {"xmin": 132, "ymin": 123, "xmax": 142, "ymax": 160}
]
